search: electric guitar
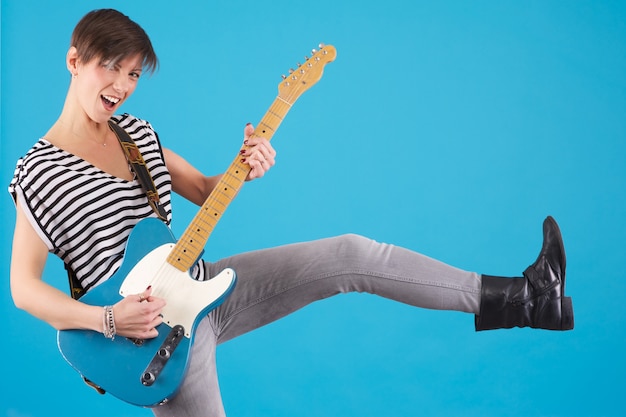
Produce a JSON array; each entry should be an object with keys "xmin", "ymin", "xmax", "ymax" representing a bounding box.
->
[{"xmin": 57, "ymin": 44, "xmax": 336, "ymax": 407}]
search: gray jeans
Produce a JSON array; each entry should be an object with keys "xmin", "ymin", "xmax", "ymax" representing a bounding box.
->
[{"xmin": 153, "ymin": 234, "xmax": 481, "ymax": 417}]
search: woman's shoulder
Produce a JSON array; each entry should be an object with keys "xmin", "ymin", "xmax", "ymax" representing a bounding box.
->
[
  {"xmin": 8, "ymin": 139, "xmax": 72, "ymax": 199},
  {"xmin": 111, "ymin": 113, "xmax": 161, "ymax": 146},
  {"xmin": 111, "ymin": 113, "xmax": 155, "ymax": 133},
  {"xmin": 12, "ymin": 139, "xmax": 65, "ymax": 173}
]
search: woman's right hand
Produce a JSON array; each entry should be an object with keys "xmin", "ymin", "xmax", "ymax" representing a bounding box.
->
[{"xmin": 112, "ymin": 287, "xmax": 166, "ymax": 339}]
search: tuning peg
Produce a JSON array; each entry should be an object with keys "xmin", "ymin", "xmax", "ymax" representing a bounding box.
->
[
  {"xmin": 289, "ymin": 68, "xmax": 294, "ymax": 74},
  {"xmin": 319, "ymin": 43, "xmax": 325, "ymax": 48},
  {"xmin": 304, "ymin": 55, "xmax": 309, "ymax": 60},
  {"xmin": 311, "ymin": 48, "xmax": 317, "ymax": 54},
  {"xmin": 281, "ymin": 74, "xmax": 287, "ymax": 79}
]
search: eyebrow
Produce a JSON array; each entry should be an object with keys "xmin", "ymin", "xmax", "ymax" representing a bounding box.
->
[{"xmin": 115, "ymin": 63, "xmax": 143, "ymax": 72}]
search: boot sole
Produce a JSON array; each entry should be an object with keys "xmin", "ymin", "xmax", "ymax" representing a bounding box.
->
[
  {"xmin": 545, "ymin": 215, "xmax": 567, "ymax": 281},
  {"xmin": 546, "ymin": 216, "xmax": 574, "ymax": 330},
  {"xmin": 561, "ymin": 296, "xmax": 574, "ymax": 330}
]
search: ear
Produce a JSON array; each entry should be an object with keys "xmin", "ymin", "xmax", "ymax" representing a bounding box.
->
[{"xmin": 66, "ymin": 46, "xmax": 79, "ymax": 77}]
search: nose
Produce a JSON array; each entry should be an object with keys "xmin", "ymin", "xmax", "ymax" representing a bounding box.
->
[{"xmin": 113, "ymin": 73, "xmax": 130, "ymax": 94}]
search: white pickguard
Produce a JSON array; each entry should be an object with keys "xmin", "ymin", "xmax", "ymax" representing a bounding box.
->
[{"xmin": 119, "ymin": 244, "xmax": 234, "ymax": 338}]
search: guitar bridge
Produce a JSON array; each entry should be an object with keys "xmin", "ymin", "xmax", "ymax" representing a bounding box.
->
[
  {"xmin": 140, "ymin": 325, "xmax": 185, "ymax": 386},
  {"xmin": 129, "ymin": 337, "xmax": 145, "ymax": 346}
]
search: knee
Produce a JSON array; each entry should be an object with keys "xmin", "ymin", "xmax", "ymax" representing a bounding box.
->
[{"xmin": 330, "ymin": 233, "xmax": 376, "ymax": 255}]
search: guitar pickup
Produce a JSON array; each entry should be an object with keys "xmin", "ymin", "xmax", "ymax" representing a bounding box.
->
[{"xmin": 140, "ymin": 325, "xmax": 185, "ymax": 386}]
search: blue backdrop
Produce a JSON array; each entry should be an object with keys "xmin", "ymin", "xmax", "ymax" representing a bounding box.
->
[{"xmin": 1, "ymin": 1, "xmax": 624, "ymax": 416}]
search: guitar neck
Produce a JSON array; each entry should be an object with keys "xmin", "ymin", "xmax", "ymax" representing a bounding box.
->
[
  {"xmin": 165, "ymin": 44, "xmax": 336, "ymax": 271},
  {"xmin": 166, "ymin": 97, "xmax": 292, "ymax": 271}
]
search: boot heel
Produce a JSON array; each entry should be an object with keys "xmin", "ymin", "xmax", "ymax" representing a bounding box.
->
[{"xmin": 561, "ymin": 296, "xmax": 574, "ymax": 330}]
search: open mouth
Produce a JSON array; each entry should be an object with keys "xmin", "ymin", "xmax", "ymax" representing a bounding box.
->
[{"xmin": 101, "ymin": 95, "xmax": 121, "ymax": 111}]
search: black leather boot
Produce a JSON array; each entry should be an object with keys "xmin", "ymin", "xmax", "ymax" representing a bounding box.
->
[{"xmin": 475, "ymin": 216, "xmax": 574, "ymax": 331}]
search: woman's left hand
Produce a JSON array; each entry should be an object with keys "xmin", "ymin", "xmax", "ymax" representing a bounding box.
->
[{"xmin": 241, "ymin": 123, "xmax": 276, "ymax": 180}]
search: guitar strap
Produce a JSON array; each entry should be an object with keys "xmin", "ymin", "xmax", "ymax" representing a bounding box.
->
[
  {"xmin": 107, "ymin": 120, "xmax": 169, "ymax": 222},
  {"xmin": 66, "ymin": 120, "xmax": 168, "ymax": 300}
]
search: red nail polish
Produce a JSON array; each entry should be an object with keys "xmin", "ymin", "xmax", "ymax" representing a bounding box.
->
[
  {"xmin": 239, "ymin": 149, "xmax": 245, "ymax": 154},
  {"xmin": 146, "ymin": 285, "xmax": 152, "ymax": 290},
  {"xmin": 246, "ymin": 122, "xmax": 252, "ymax": 126},
  {"xmin": 241, "ymin": 158, "xmax": 246, "ymax": 163},
  {"xmin": 243, "ymin": 140, "xmax": 248, "ymax": 145}
]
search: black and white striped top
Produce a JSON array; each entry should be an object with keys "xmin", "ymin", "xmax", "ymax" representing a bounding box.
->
[{"xmin": 9, "ymin": 114, "xmax": 204, "ymax": 293}]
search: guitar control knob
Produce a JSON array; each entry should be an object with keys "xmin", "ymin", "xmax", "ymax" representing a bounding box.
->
[
  {"xmin": 142, "ymin": 372, "xmax": 155, "ymax": 386},
  {"xmin": 158, "ymin": 348, "xmax": 171, "ymax": 359}
]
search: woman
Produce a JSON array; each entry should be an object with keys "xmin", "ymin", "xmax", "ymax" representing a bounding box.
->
[{"xmin": 9, "ymin": 9, "xmax": 573, "ymax": 417}]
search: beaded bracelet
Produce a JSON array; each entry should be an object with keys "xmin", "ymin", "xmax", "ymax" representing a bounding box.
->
[{"xmin": 103, "ymin": 305, "xmax": 116, "ymax": 340}]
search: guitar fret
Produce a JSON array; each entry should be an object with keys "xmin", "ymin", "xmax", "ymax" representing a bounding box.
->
[
  {"xmin": 276, "ymin": 95, "xmax": 292, "ymax": 106},
  {"xmin": 198, "ymin": 212, "xmax": 221, "ymax": 229},
  {"xmin": 213, "ymin": 188, "xmax": 236, "ymax": 200},
  {"xmin": 215, "ymin": 185, "xmax": 237, "ymax": 199},
  {"xmin": 260, "ymin": 118, "xmax": 280, "ymax": 132},
  {"xmin": 202, "ymin": 200, "xmax": 227, "ymax": 215},
  {"xmin": 258, "ymin": 120, "xmax": 278, "ymax": 131},
  {"xmin": 223, "ymin": 171, "xmax": 246, "ymax": 184}
]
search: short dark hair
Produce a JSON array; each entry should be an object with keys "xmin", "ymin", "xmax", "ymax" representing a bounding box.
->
[{"xmin": 71, "ymin": 9, "xmax": 158, "ymax": 74}]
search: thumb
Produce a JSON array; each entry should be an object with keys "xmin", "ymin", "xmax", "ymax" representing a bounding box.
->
[
  {"xmin": 244, "ymin": 122, "xmax": 255, "ymax": 139},
  {"xmin": 138, "ymin": 285, "xmax": 153, "ymax": 302}
]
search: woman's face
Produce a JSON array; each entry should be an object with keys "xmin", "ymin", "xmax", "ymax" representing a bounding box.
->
[{"xmin": 73, "ymin": 54, "xmax": 143, "ymax": 124}]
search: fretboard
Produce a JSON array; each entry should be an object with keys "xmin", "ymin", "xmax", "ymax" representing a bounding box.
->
[{"xmin": 166, "ymin": 97, "xmax": 292, "ymax": 271}]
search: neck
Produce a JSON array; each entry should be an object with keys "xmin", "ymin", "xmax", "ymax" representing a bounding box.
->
[{"xmin": 50, "ymin": 89, "xmax": 111, "ymax": 146}]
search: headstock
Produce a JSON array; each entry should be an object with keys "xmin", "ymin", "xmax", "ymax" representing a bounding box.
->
[{"xmin": 277, "ymin": 44, "xmax": 337, "ymax": 104}]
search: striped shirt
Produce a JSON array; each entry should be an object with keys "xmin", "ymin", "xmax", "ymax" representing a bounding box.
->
[{"xmin": 9, "ymin": 114, "xmax": 204, "ymax": 293}]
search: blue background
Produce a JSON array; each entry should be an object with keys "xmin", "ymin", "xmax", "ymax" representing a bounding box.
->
[{"xmin": 1, "ymin": 1, "xmax": 625, "ymax": 416}]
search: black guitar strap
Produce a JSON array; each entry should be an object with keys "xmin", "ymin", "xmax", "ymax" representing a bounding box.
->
[
  {"xmin": 66, "ymin": 120, "xmax": 168, "ymax": 300},
  {"xmin": 66, "ymin": 263, "xmax": 86, "ymax": 300},
  {"xmin": 107, "ymin": 120, "xmax": 169, "ymax": 222}
]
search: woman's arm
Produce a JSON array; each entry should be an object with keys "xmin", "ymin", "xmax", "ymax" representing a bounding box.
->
[
  {"xmin": 10, "ymin": 201, "xmax": 165, "ymax": 339},
  {"xmin": 10, "ymin": 201, "xmax": 104, "ymax": 331},
  {"xmin": 162, "ymin": 148, "xmax": 222, "ymax": 206}
]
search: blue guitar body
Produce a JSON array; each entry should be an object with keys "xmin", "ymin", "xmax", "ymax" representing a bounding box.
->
[{"xmin": 57, "ymin": 218, "xmax": 237, "ymax": 407}]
